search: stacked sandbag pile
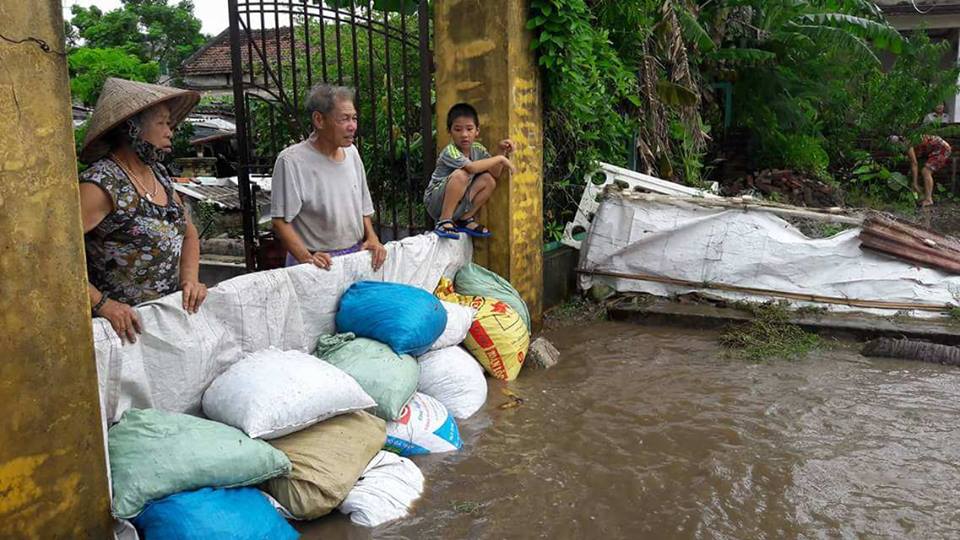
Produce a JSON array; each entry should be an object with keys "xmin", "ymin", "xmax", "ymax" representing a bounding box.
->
[
  {"xmin": 326, "ymin": 273, "xmax": 531, "ymax": 524},
  {"xmin": 109, "ymin": 348, "xmax": 381, "ymax": 538},
  {"xmin": 106, "ymin": 264, "xmax": 532, "ymax": 535},
  {"xmin": 330, "ymin": 281, "xmax": 466, "ymax": 462}
]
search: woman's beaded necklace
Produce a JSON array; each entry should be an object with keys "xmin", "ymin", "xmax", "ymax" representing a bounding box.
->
[{"xmin": 111, "ymin": 153, "xmax": 161, "ymax": 203}]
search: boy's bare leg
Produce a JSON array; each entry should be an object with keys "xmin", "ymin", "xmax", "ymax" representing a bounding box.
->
[
  {"xmin": 922, "ymin": 167, "xmax": 935, "ymax": 206},
  {"xmin": 439, "ymin": 169, "xmax": 470, "ymax": 220},
  {"xmin": 461, "ymin": 173, "xmax": 497, "ymax": 221}
]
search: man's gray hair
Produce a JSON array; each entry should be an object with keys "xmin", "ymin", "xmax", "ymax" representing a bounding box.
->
[{"xmin": 305, "ymin": 83, "xmax": 355, "ymax": 116}]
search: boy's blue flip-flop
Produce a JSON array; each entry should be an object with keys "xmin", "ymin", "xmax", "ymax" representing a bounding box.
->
[
  {"xmin": 455, "ymin": 217, "xmax": 492, "ymax": 238},
  {"xmin": 434, "ymin": 219, "xmax": 461, "ymax": 239}
]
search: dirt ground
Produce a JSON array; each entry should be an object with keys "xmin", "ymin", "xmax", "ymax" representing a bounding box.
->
[{"xmin": 918, "ymin": 201, "xmax": 960, "ymax": 236}]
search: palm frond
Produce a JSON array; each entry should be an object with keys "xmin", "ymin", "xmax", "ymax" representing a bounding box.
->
[
  {"xmin": 797, "ymin": 12, "xmax": 904, "ymax": 53},
  {"xmin": 790, "ymin": 23, "xmax": 880, "ymax": 66},
  {"xmin": 707, "ymin": 47, "xmax": 777, "ymax": 64},
  {"xmin": 676, "ymin": 4, "xmax": 716, "ymax": 52},
  {"xmin": 656, "ymin": 79, "xmax": 699, "ymax": 107}
]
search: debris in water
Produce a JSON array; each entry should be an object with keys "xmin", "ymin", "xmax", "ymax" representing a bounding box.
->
[
  {"xmin": 862, "ymin": 337, "xmax": 960, "ymax": 366},
  {"xmin": 528, "ymin": 337, "xmax": 560, "ymax": 369},
  {"xmin": 451, "ymin": 501, "xmax": 483, "ymax": 514},
  {"xmin": 498, "ymin": 388, "xmax": 525, "ymax": 409},
  {"xmin": 720, "ymin": 301, "xmax": 820, "ymax": 361}
]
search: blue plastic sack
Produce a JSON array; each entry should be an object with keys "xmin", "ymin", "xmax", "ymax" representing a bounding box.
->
[
  {"xmin": 132, "ymin": 487, "xmax": 298, "ymax": 540},
  {"xmin": 335, "ymin": 281, "xmax": 447, "ymax": 356}
]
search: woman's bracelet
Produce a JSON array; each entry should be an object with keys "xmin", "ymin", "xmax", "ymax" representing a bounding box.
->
[{"xmin": 92, "ymin": 293, "xmax": 109, "ymax": 316}]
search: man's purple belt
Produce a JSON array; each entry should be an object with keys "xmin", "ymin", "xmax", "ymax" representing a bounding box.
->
[{"xmin": 285, "ymin": 241, "xmax": 364, "ymax": 267}]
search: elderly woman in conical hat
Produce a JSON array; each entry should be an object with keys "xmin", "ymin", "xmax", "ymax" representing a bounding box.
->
[{"xmin": 78, "ymin": 77, "xmax": 207, "ymax": 343}]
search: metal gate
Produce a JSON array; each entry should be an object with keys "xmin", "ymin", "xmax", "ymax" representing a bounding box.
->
[{"xmin": 227, "ymin": 0, "xmax": 434, "ymax": 269}]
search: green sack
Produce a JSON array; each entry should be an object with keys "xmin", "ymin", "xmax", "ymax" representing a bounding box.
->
[
  {"xmin": 315, "ymin": 333, "xmax": 419, "ymax": 421},
  {"xmin": 108, "ymin": 408, "xmax": 291, "ymax": 519},
  {"xmin": 454, "ymin": 263, "xmax": 531, "ymax": 330}
]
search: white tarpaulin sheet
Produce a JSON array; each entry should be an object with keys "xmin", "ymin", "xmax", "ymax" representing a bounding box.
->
[
  {"xmin": 93, "ymin": 233, "xmax": 472, "ymax": 425},
  {"xmin": 579, "ymin": 194, "xmax": 960, "ymax": 316}
]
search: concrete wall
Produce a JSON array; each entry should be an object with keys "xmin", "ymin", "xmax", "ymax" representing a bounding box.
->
[
  {"xmin": 888, "ymin": 13, "xmax": 960, "ymax": 30},
  {"xmin": 0, "ymin": 1, "xmax": 112, "ymax": 536},
  {"xmin": 543, "ymin": 245, "xmax": 578, "ymax": 310},
  {"xmin": 435, "ymin": 0, "xmax": 544, "ymax": 328},
  {"xmin": 182, "ymin": 73, "xmax": 232, "ymax": 91}
]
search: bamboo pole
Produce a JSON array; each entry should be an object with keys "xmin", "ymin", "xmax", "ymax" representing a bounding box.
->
[{"xmin": 614, "ymin": 192, "xmax": 864, "ymax": 225}]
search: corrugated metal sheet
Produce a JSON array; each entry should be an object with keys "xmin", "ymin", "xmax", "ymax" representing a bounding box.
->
[{"xmin": 174, "ymin": 184, "xmax": 270, "ymax": 211}]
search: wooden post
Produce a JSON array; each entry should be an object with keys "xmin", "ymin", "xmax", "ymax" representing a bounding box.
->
[
  {"xmin": 434, "ymin": 0, "xmax": 544, "ymax": 328},
  {"xmin": 0, "ymin": 1, "xmax": 112, "ymax": 536}
]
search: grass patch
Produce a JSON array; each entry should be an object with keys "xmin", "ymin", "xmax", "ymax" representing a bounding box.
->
[
  {"xmin": 451, "ymin": 501, "xmax": 483, "ymax": 515},
  {"xmin": 721, "ymin": 301, "xmax": 821, "ymax": 361},
  {"xmin": 551, "ymin": 296, "xmax": 589, "ymax": 318},
  {"xmin": 794, "ymin": 304, "xmax": 828, "ymax": 317},
  {"xmin": 547, "ymin": 295, "xmax": 608, "ymax": 321}
]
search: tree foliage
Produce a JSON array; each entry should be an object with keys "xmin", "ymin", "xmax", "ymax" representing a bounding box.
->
[
  {"xmin": 68, "ymin": 47, "xmax": 160, "ymax": 106},
  {"xmin": 529, "ymin": 0, "xmax": 959, "ymax": 231},
  {"xmin": 527, "ymin": 0, "xmax": 641, "ymax": 233},
  {"xmin": 68, "ymin": 0, "xmax": 206, "ymax": 76}
]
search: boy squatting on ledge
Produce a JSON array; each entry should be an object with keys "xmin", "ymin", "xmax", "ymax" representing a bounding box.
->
[{"xmin": 423, "ymin": 102, "xmax": 515, "ymax": 239}]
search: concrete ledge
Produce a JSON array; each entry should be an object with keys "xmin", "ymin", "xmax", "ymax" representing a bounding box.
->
[{"xmin": 607, "ymin": 296, "xmax": 960, "ymax": 346}]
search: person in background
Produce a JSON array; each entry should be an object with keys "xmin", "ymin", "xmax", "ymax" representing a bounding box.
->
[
  {"xmin": 424, "ymin": 102, "xmax": 515, "ymax": 239},
  {"xmin": 893, "ymin": 134, "xmax": 952, "ymax": 207},
  {"xmin": 923, "ymin": 103, "xmax": 949, "ymax": 126},
  {"xmin": 78, "ymin": 78, "xmax": 207, "ymax": 344},
  {"xmin": 271, "ymin": 83, "xmax": 386, "ymax": 271}
]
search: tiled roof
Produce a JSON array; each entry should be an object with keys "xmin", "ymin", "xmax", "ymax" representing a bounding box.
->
[{"xmin": 180, "ymin": 27, "xmax": 299, "ymax": 76}]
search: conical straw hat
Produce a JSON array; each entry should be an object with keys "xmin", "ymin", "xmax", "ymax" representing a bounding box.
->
[{"xmin": 79, "ymin": 77, "xmax": 201, "ymax": 163}]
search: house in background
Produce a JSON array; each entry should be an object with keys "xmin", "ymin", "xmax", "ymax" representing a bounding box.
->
[
  {"xmin": 878, "ymin": 0, "xmax": 960, "ymax": 121},
  {"xmin": 177, "ymin": 27, "xmax": 297, "ymax": 96}
]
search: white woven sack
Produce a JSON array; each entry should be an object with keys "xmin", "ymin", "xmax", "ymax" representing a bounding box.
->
[
  {"xmin": 202, "ymin": 348, "xmax": 375, "ymax": 439},
  {"xmin": 417, "ymin": 346, "xmax": 487, "ymax": 419},
  {"xmin": 339, "ymin": 451, "xmax": 424, "ymax": 527},
  {"xmin": 428, "ymin": 301, "xmax": 475, "ymax": 351}
]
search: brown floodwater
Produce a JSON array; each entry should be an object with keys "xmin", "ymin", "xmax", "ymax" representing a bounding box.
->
[{"xmin": 300, "ymin": 321, "xmax": 960, "ymax": 539}]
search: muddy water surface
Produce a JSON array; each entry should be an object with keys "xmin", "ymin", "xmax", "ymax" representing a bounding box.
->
[{"xmin": 301, "ymin": 322, "xmax": 960, "ymax": 539}]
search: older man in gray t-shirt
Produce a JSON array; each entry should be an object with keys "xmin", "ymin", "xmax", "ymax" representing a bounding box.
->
[{"xmin": 271, "ymin": 84, "xmax": 386, "ymax": 270}]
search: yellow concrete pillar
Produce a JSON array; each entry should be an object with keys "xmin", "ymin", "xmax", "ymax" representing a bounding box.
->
[
  {"xmin": 0, "ymin": 1, "xmax": 112, "ymax": 536},
  {"xmin": 435, "ymin": 0, "xmax": 544, "ymax": 328}
]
